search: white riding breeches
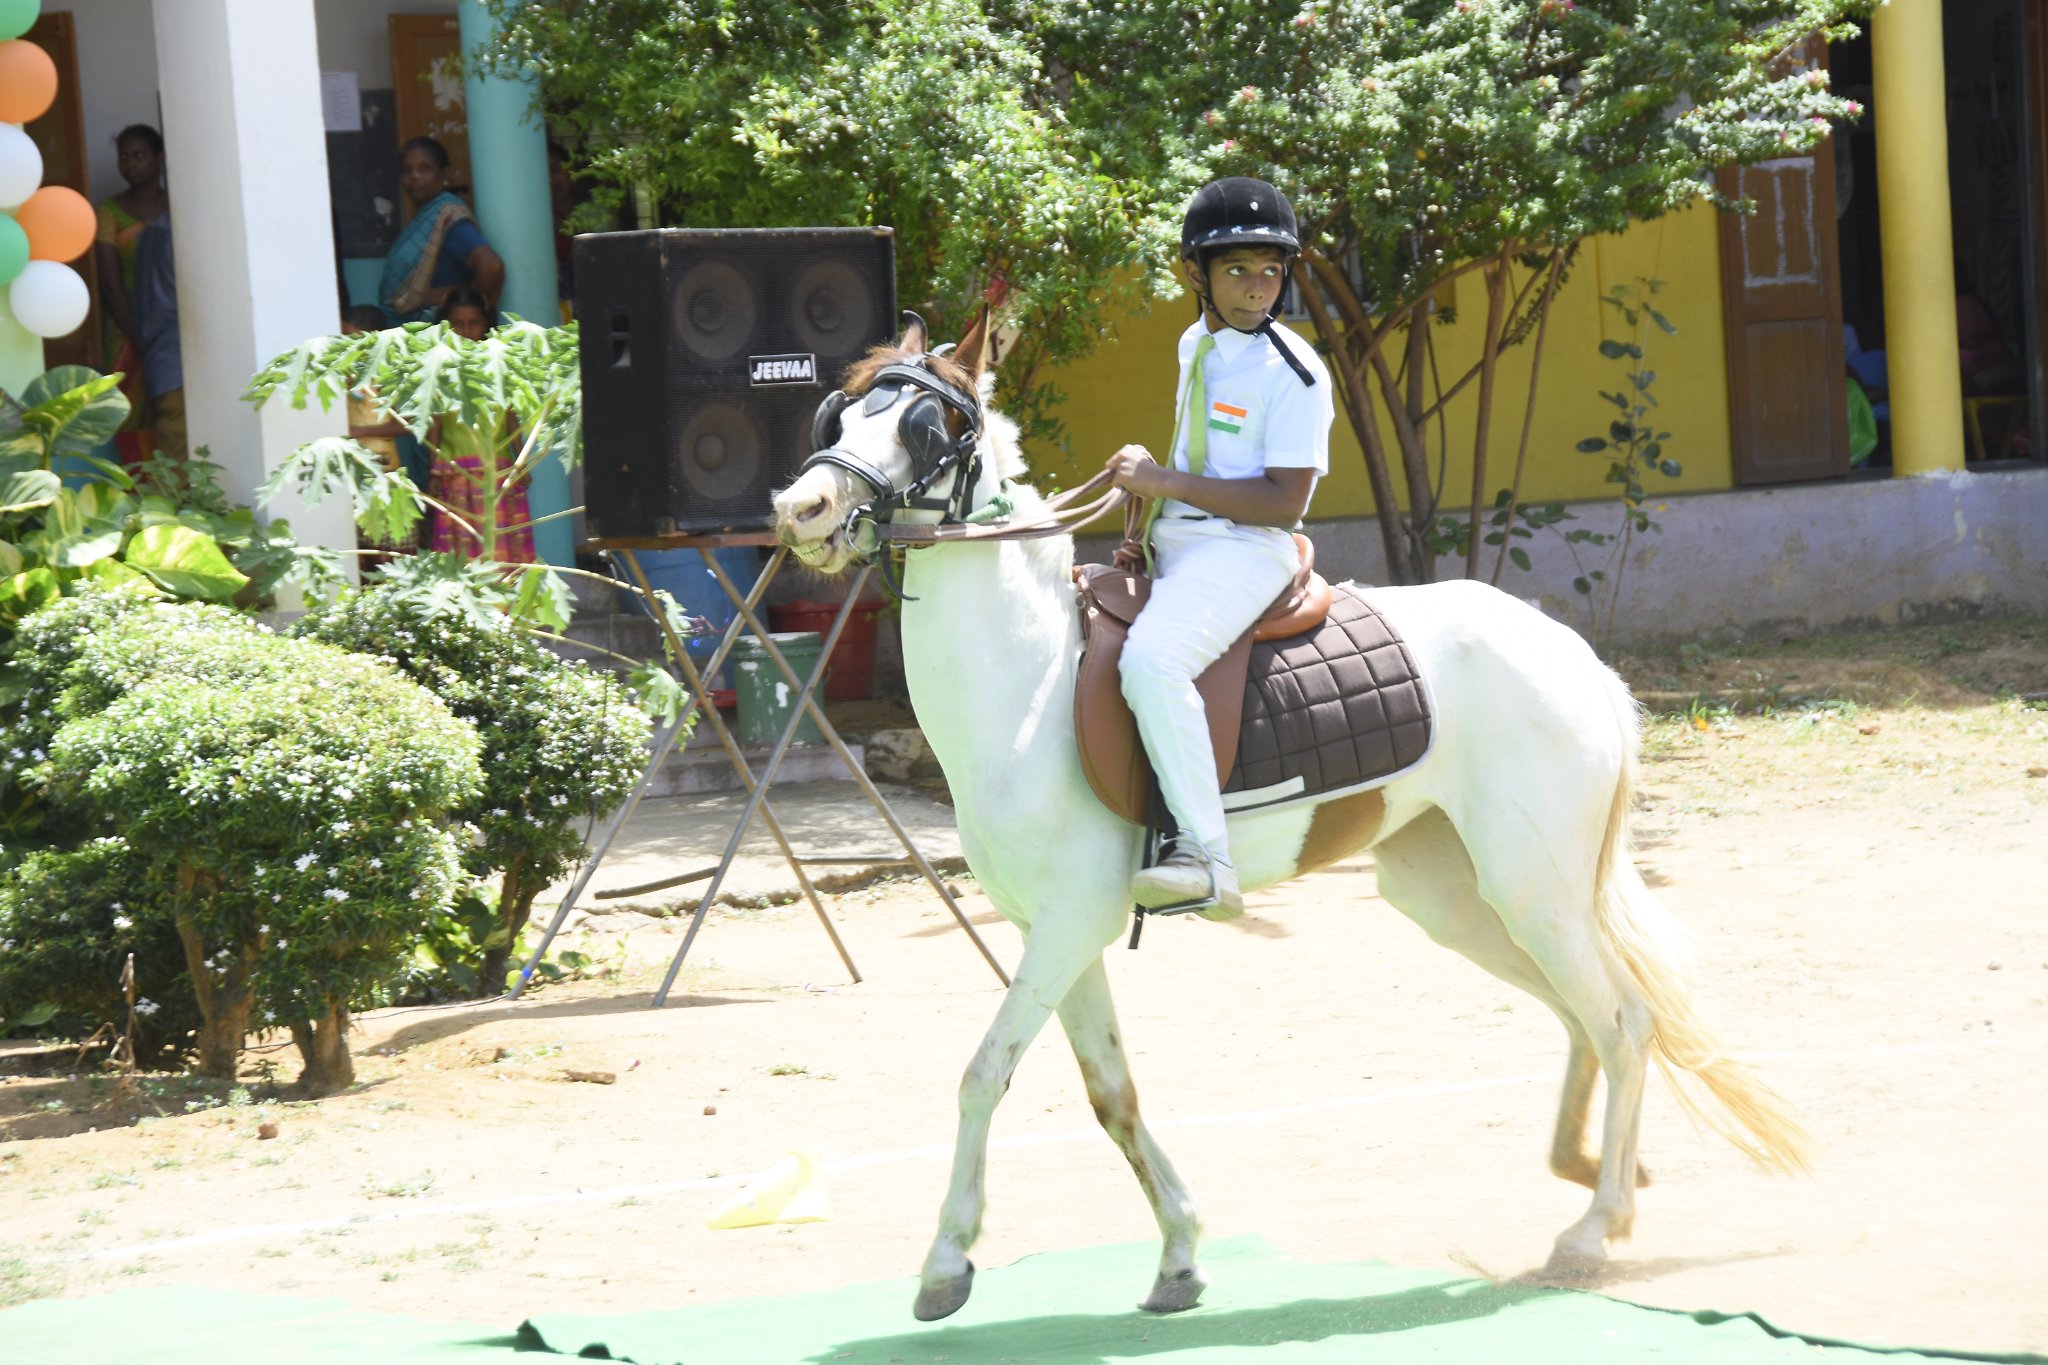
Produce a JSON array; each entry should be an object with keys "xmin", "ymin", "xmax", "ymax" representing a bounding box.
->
[{"xmin": 1119, "ymin": 517, "xmax": 1299, "ymax": 857}]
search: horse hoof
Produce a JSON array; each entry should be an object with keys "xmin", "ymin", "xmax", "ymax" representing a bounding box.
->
[
  {"xmin": 912, "ymin": 1261, "xmax": 974, "ymax": 1321},
  {"xmin": 1540, "ymin": 1243, "xmax": 1606, "ymax": 1284},
  {"xmin": 1141, "ymin": 1266, "xmax": 1209, "ymax": 1313}
]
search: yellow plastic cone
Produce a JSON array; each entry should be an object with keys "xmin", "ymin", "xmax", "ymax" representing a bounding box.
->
[{"xmin": 704, "ymin": 1150, "xmax": 830, "ymax": 1230}]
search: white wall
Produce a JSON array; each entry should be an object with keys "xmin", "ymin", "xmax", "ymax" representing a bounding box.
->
[{"xmin": 53, "ymin": 0, "xmax": 162, "ymax": 205}]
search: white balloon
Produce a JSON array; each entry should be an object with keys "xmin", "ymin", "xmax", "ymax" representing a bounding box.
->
[
  {"xmin": 0, "ymin": 123, "xmax": 40, "ymax": 211},
  {"xmin": 9, "ymin": 259, "xmax": 90, "ymax": 338}
]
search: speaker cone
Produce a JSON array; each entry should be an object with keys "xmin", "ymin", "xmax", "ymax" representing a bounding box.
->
[
  {"xmin": 791, "ymin": 258, "xmax": 876, "ymax": 365},
  {"xmin": 672, "ymin": 259, "xmax": 758, "ymax": 363},
  {"xmin": 674, "ymin": 403, "xmax": 766, "ymax": 503}
]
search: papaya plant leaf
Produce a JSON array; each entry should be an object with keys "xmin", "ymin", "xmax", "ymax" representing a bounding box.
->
[{"xmin": 508, "ymin": 564, "xmax": 575, "ymax": 632}]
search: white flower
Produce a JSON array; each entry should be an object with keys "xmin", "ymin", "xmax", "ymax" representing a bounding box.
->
[
  {"xmin": 134, "ymin": 998, "xmax": 160, "ymax": 1017},
  {"xmin": 112, "ymin": 915, "xmax": 134, "ymax": 931},
  {"xmin": 294, "ymin": 852, "xmax": 319, "ymax": 873},
  {"xmin": 368, "ymin": 857, "xmax": 383, "ymax": 870},
  {"xmin": 331, "ymin": 820, "xmax": 352, "ymax": 835},
  {"xmin": 323, "ymin": 888, "xmax": 350, "ymax": 902}
]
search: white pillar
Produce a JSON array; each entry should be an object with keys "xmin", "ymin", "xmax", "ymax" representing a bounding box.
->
[{"xmin": 151, "ymin": 0, "xmax": 354, "ymax": 579}]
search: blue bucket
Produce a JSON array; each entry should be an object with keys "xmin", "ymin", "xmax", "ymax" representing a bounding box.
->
[{"xmin": 616, "ymin": 546, "xmax": 763, "ymax": 686}]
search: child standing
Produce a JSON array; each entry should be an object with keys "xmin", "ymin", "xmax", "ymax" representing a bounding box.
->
[{"xmin": 1105, "ymin": 176, "xmax": 1334, "ymax": 919}]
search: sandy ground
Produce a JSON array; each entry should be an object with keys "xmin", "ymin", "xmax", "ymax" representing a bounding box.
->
[{"xmin": 2, "ymin": 628, "xmax": 2046, "ymax": 1355}]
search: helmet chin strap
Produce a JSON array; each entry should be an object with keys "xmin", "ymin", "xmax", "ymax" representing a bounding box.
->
[{"xmin": 1189, "ymin": 269, "xmax": 1319, "ymax": 389}]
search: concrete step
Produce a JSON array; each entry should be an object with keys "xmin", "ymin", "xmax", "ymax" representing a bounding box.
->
[{"xmin": 643, "ymin": 735, "xmax": 867, "ymax": 797}]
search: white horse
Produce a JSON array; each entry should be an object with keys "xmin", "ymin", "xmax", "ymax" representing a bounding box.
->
[{"xmin": 772, "ymin": 317, "xmax": 1809, "ymax": 1321}]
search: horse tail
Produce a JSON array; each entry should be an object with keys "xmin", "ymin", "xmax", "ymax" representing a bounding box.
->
[{"xmin": 1590, "ymin": 668, "xmax": 1815, "ymax": 1176}]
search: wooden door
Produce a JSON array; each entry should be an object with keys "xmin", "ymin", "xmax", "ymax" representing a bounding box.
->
[
  {"xmin": 2023, "ymin": 0, "xmax": 2048, "ymax": 452},
  {"xmin": 1716, "ymin": 69, "xmax": 1851, "ymax": 485},
  {"xmin": 24, "ymin": 12, "xmax": 99, "ymax": 370},
  {"xmin": 389, "ymin": 14, "xmax": 471, "ymax": 222}
]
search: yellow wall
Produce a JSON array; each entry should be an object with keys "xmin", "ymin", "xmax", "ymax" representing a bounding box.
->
[{"xmin": 1027, "ymin": 203, "xmax": 1738, "ymax": 519}]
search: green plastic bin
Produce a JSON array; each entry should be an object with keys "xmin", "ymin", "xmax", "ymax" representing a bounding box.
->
[{"xmin": 731, "ymin": 632, "xmax": 826, "ymax": 747}]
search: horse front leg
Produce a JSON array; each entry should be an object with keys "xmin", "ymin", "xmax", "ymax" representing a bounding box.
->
[
  {"xmin": 1058, "ymin": 958, "xmax": 1206, "ymax": 1313},
  {"xmin": 914, "ymin": 938, "xmax": 1100, "ymax": 1321}
]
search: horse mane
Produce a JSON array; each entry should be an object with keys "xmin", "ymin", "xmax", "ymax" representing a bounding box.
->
[{"xmin": 838, "ymin": 342, "xmax": 1032, "ymax": 486}]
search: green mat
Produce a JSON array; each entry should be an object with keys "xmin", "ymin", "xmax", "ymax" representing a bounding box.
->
[
  {"xmin": 0, "ymin": 1284, "xmax": 523, "ymax": 1364},
  {"xmin": 6, "ymin": 1239, "xmax": 2043, "ymax": 1365},
  {"xmin": 517, "ymin": 1237, "xmax": 2047, "ymax": 1365}
]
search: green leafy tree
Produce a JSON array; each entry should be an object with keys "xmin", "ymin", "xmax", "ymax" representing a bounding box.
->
[
  {"xmin": 1048, "ymin": 0, "xmax": 1876, "ymax": 582},
  {"xmin": 479, "ymin": 0, "xmax": 1146, "ymax": 437},
  {"xmin": 4, "ymin": 587, "xmax": 481, "ymax": 1091},
  {"xmin": 484, "ymin": 1, "xmax": 1872, "ymax": 586},
  {"xmin": 292, "ymin": 590, "xmax": 649, "ymax": 995}
]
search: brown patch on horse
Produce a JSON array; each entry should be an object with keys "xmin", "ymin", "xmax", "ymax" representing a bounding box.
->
[
  {"xmin": 1293, "ymin": 789, "xmax": 1388, "ymax": 878},
  {"xmin": 838, "ymin": 344, "xmax": 977, "ymax": 402},
  {"xmin": 835, "ymin": 340, "xmax": 982, "ymax": 446}
]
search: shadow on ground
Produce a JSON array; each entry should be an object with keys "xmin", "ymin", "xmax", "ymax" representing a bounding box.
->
[{"xmin": 802, "ymin": 1281, "xmax": 1548, "ymax": 1365}]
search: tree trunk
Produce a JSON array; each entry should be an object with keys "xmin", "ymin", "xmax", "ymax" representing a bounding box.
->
[
  {"xmin": 479, "ymin": 854, "xmax": 541, "ymax": 996},
  {"xmin": 172, "ymin": 867, "xmax": 260, "ymax": 1082},
  {"xmin": 292, "ymin": 1004, "xmax": 355, "ymax": 1093},
  {"xmin": 1296, "ymin": 254, "xmax": 1412, "ymax": 584},
  {"xmin": 1465, "ymin": 249, "xmax": 1514, "ymax": 579}
]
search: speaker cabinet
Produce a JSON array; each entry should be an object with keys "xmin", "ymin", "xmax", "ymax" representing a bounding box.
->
[{"xmin": 575, "ymin": 227, "xmax": 897, "ymax": 541}]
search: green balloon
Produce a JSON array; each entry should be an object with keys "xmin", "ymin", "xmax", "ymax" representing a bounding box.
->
[
  {"xmin": 0, "ymin": 211, "xmax": 28, "ymax": 286},
  {"xmin": 0, "ymin": 0, "xmax": 39, "ymax": 44}
]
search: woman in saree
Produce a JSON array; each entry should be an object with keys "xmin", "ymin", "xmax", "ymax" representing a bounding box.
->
[
  {"xmin": 428, "ymin": 289, "xmax": 536, "ymax": 565},
  {"xmin": 379, "ymin": 137, "xmax": 505, "ymax": 324},
  {"xmin": 94, "ymin": 124, "xmax": 169, "ymax": 459}
]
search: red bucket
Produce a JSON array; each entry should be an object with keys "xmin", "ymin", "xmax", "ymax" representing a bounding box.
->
[{"xmin": 767, "ymin": 599, "xmax": 885, "ymax": 701}]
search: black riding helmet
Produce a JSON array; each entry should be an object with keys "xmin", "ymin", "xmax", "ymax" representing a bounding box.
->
[
  {"xmin": 1180, "ymin": 176, "xmax": 1301, "ymax": 263},
  {"xmin": 1179, "ymin": 176, "xmax": 1316, "ymax": 386}
]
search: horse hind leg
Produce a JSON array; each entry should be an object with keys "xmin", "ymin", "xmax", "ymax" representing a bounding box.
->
[
  {"xmin": 1549, "ymin": 1026, "xmax": 1651, "ymax": 1191},
  {"xmin": 1058, "ymin": 959, "xmax": 1206, "ymax": 1313},
  {"xmin": 1440, "ymin": 802, "xmax": 1657, "ymax": 1272},
  {"xmin": 1373, "ymin": 808, "xmax": 1653, "ymax": 1267}
]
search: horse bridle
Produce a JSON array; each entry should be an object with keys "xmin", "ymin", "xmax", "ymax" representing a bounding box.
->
[
  {"xmin": 793, "ymin": 332, "xmax": 1132, "ymax": 594},
  {"xmin": 800, "ymin": 354, "xmax": 989, "ymax": 544}
]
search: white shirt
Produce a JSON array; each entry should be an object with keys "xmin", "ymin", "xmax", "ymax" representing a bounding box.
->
[{"xmin": 1165, "ymin": 318, "xmax": 1334, "ymax": 503}]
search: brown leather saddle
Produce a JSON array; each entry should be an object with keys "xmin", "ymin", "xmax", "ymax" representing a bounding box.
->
[{"xmin": 1073, "ymin": 532, "xmax": 1432, "ymax": 825}]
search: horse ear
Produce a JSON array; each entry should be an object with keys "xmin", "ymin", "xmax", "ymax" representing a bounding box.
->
[
  {"xmin": 952, "ymin": 305, "xmax": 992, "ymax": 383},
  {"xmin": 898, "ymin": 311, "xmax": 929, "ymax": 356}
]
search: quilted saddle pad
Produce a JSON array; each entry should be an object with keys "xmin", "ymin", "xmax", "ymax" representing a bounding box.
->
[{"xmin": 1220, "ymin": 585, "xmax": 1434, "ymax": 813}]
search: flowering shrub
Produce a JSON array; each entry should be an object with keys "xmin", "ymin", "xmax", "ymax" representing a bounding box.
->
[
  {"xmin": 0, "ymin": 586, "xmax": 482, "ymax": 1090},
  {"xmin": 0, "ymin": 837, "xmax": 200, "ymax": 1065},
  {"xmin": 291, "ymin": 589, "xmax": 648, "ymax": 994}
]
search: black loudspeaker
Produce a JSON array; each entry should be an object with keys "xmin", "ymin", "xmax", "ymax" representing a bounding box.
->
[{"xmin": 575, "ymin": 227, "xmax": 897, "ymax": 541}]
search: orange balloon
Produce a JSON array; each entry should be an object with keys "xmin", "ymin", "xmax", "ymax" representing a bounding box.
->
[
  {"xmin": 17, "ymin": 185, "xmax": 92, "ymax": 263},
  {"xmin": 0, "ymin": 39, "xmax": 58, "ymax": 124}
]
